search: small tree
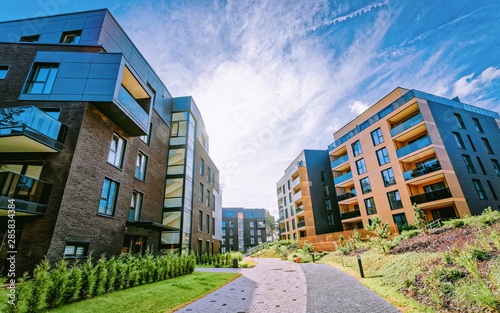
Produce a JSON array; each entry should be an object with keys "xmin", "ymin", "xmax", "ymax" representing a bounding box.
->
[
  {"xmin": 366, "ymin": 215, "xmax": 392, "ymax": 253},
  {"xmin": 413, "ymin": 203, "xmax": 428, "ymax": 234},
  {"xmin": 302, "ymin": 240, "xmax": 314, "ymax": 255}
]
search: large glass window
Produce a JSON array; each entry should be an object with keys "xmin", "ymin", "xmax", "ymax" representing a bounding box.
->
[
  {"xmin": 212, "ymin": 217, "xmax": 215, "ymax": 235},
  {"xmin": 200, "ymin": 158, "xmax": 205, "ymax": 176},
  {"xmin": 199, "ymin": 183, "xmax": 204, "ymax": 202},
  {"xmin": 454, "ymin": 113, "xmax": 466, "ymax": 129},
  {"xmin": 250, "ymin": 229, "xmax": 255, "ymax": 236},
  {"xmin": 453, "ymin": 132, "xmax": 466, "ymax": 149},
  {"xmin": 64, "ymin": 242, "xmax": 88, "ymax": 258},
  {"xmin": 162, "ymin": 211, "xmax": 181, "ymax": 229},
  {"xmin": 482, "ymin": 138, "xmax": 494, "ymax": 154},
  {"xmin": 250, "ymin": 221, "xmax": 255, "ymax": 227},
  {"xmin": 371, "ymin": 128, "xmax": 384, "ymax": 146},
  {"xmin": 360, "ymin": 177, "xmax": 372, "ymax": 194},
  {"xmin": 60, "ymin": 30, "xmax": 81, "ymax": 44},
  {"xmin": 387, "ymin": 190, "xmax": 403, "ymax": 210},
  {"xmin": 381, "ymin": 168, "xmax": 396, "ymax": 187},
  {"xmin": 207, "ymin": 167, "xmax": 211, "ymax": 183},
  {"xmin": 364, "ymin": 197, "xmax": 377, "ymax": 215},
  {"xmin": 108, "ymin": 133, "xmax": 126, "ymax": 168},
  {"xmin": 292, "ymin": 219, "xmax": 296, "ymax": 230},
  {"xmin": 327, "ymin": 214, "xmax": 335, "ymax": 226},
  {"xmin": 167, "ymin": 148, "xmax": 185, "ymax": 175},
  {"xmin": 356, "ymin": 158, "xmax": 367, "ymax": 175},
  {"xmin": 129, "ymin": 191, "xmax": 143, "ymax": 221},
  {"xmin": 25, "ymin": 63, "xmax": 58, "ymax": 94},
  {"xmin": 164, "ymin": 178, "xmax": 183, "ymax": 208},
  {"xmin": 286, "ymin": 221, "xmax": 290, "ymax": 232},
  {"xmin": 206, "ymin": 214, "xmax": 210, "ymax": 234},
  {"xmin": 462, "ymin": 155, "xmax": 476, "ymax": 174},
  {"xmin": 0, "ymin": 65, "xmax": 9, "ymax": 79},
  {"xmin": 135, "ymin": 151, "xmax": 148, "ymax": 181},
  {"xmin": 352, "ymin": 140, "xmax": 362, "ymax": 156},
  {"xmin": 325, "ymin": 199, "xmax": 332, "ymax": 210},
  {"xmin": 212, "ymin": 194, "xmax": 216, "ymax": 211},
  {"xmin": 206, "ymin": 190, "xmax": 211, "ymax": 207},
  {"xmin": 376, "ymin": 147, "xmax": 390, "ymax": 166},
  {"xmin": 492, "ymin": 159, "xmax": 500, "ymax": 176},
  {"xmin": 323, "ymin": 185, "xmax": 330, "ymax": 196},
  {"xmin": 198, "ymin": 210, "xmax": 203, "ymax": 231},
  {"xmin": 472, "ymin": 179, "xmax": 487, "ymax": 200},
  {"xmin": 140, "ymin": 123, "xmax": 152, "ymax": 145},
  {"xmin": 393, "ymin": 213, "xmax": 408, "ymax": 229},
  {"xmin": 472, "ymin": 118, "xmax": 483, "ymax": 133},
  {"xmin": 98, "ymin": 178, "xmax": 119, "ymax": 217}
]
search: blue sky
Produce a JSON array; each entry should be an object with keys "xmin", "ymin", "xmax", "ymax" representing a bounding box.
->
[{"xmin": 2, "ymin": 0, "xmax": 500, "ymax": 217}]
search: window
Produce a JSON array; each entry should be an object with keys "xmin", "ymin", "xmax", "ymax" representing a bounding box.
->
[
  {"xmin": 387, "ymin": 190, "xmax": 403, "ymax": 210},
  {"xmin": 249, "ymin": 213, "xmax": 254, "ymax": 217},
  {"xmin": 482, "ymin": 138, "xmax": 494, "ymax": 154},
  {"xmin": 376, "ymin": 148, "xmax": 390, "ymax": 166},
  {"xmin": 135, "ymin": 152, "xmax": 148, "ymax": 181},
  {"xmin": 207, "ymin": 167, "xmax": 211, "ymax": 183},
  {"xmin": 257, "ymin": 229, "xmax": 262, "ymax": 236},
  {"xmin": 206, "ymin": 190, "xmax": 211, "ymax": 207},
  {"xmin": 293, "ymin": 233, "xmax": 297, "ymax": 240},
  {"xmin": 171, "ymin": 120, "xmax": 187, "ymax": 137},
  {"xmin": 212, "ymin": 195, "xmax": 215, "ymax": 211},
  {"xmin": 381, "ymin": 168, "xmax": 396, "ymax": 187},
  {"xmin": 284, "ymin": 196, "xmax": 287, "ymax": 206},
  {"xmin": 364, "ymin": 197, "xmax": 377, "ymax": 215},
  {"xmin": 423, "ymin": 181, "xmax": 446, "ymax": 193},
  {"xmin": 20, "ymin": 35, "xmax": 39, "ymax": 42},
  {"xmin": 229, "ymin": 221, "xmax": 234, "ymax": 227},
  {"xmin": 64, "ymin": 242, "xmax": 88, "ymax": 258},
  {"xmin": 128, "ymin": 191, "xmax": 143, "ymax": 221},
  {"xmin": 472, "ymin": 118, "xmax": 484, "ymax": 133},
  {"xmin": 492, "ymin": 159, "xmax": 500, "ymax": 176},
  {"xmin": 325, "ymin": 199, "xmax": 332, "ymax": 210},
  {"xmin": 477, "ymin": 157, "xmax": 486, "ymax": 175},
  {"xmin": 222, "ymin": 221, "xmax": 226, "ymax": 228},
  {"xmin": 292, "ymin": 219, "xmax": 296, "ymax": 230},
  {"xmin": 229, "ymin": 229, "xmax": 234, "ymax": 236},
  {"xmin": 321, "ymin": 171, "xmax": 327, "ymax": 182},
  {"xmin": 229, "ymin": 238, "xmax": 234, "ymax": 245},
  {"xmin": 288, "ymin": 180, "xmax": 291, "ymax": 190},
  {"xmin": 453, "ymin": 132, "xmax": 465, "ymax": 149},
  {"xmin": 472, "ymin": 179, "xmax": 487, "ymax": 200},
  {"xmin": 98, "ymin": 178, "xmax": 119, "ymax": 217},
  {"xmin": 371, "ymin": 128, "xmax": 384, "ymax": 146},
  {"xmin": 250, "ymin": 221, "xmax": 255, "ymax": 228},
  {"xmin": 356, "ymin": 158, "xmax": 367, "ymax": 174},
  {"xmin": 250, "ymin": 237, "xmax": 255, "ymax": 244},
  {"xmin": 108, "ymin": 133, "xmax": 126, "ymax": 168},
  {"xmin": 206, "ymin": 214, "xmax": 210, "ymax": 234},
  {"xmin": 285, "ymin": 208, "xmax": 288, "ymax": 219},
  {"xmin": 286, "ymin": 221, "xmax": 290, "ymax": 232},
  {"xmin": 352, "ymin": 140, "xmax": 362, "ymax": 156},
  {"xmin": 467, "ymin": 135, "xmax": 476, "ymax": 151},
  {"xmin": 290, "ymin": 205, "xmax": 294, "ymax": 216},
  {"xmin": 227, "ymin": 212, "xmax": 233, "ymax": 217},
  {"xmin": 393, "ymin": 213, "xmax": 408, "ymax": 229},
  {"xmin": 199, "ymin": 183, "xmax": 204, "ymax": 202},
  {"xmin": 323, "ymin": 185, "xmax": 330, "ymax": 196},
  {"xmin": 360, "ymin": 177, "xmax": 372, "ymax": 194},
  {"xmin": 198, "ymin": 210, "xmax": 203, "ymax": 231},
  {"xmin": 222, "ymin": 229, "xmax": 226, "ymax": 236},
  {"xmin": 250, "ymin": 229, "xmax": 255, "ymax": 236},
  {"xmin": 0, "ymin": 65, "xmax": 9, "ymax": 79},
  {"xmin": 487, "ymin": 181, "xmax": 498, "ymax": 200},
  {"xmin": 60, "ymin": 30, "xmax": 81, "ymax": 44},
  {"xmin": 327, "ymin": 214, "xmax": 335, "ymax": 226},
  {"xmin": 257, "ymin": 220, "xmax": 266, "ymax": 228},
  {"xmin": 25, "ymin": 63, "xmax": 58, "ymax": 94},
  {"xmin": 454, "ymin": 113, "xmax": 466, "ymax": 129},
  {"xmin": 462, "ymin": 155, "xmax": 476, "ymax": 174},
  {"xmin": 200, "ymin": 158, "xmax": 205, "ymax": 176},
  {"xmin": 140, "ymin": 123, "xmax": 152, "ymax": 145}
]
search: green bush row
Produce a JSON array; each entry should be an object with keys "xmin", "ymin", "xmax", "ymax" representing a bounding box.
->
[
  {"xmin": 6, "ymin": 251, "xmax": 196, "ymax": 313},
  {"xmin": 195, "ymin": 252, "xmax": 242, "ymax": 265}
]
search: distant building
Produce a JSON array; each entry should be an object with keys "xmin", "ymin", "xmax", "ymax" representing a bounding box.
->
[
  {"xmin": 221, "ymin": 208, "xmax": 267, "ymax": 252},
  {"xmin": 276, "ymin": 150, "xmax": 343, "ymax": 241}
]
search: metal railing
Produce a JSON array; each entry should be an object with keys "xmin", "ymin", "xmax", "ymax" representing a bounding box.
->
[
  {"xmin": 340, "ymin": 209, "xmax": 361, "ymax": 220},
  {"xmin": 390, "ymin": 113, "xmax": 423, "ymax": 137},
  {"xmin": 334, "ymin": 171, "xmax": 353, "ymax": 185},
  {"xmin": 410, "ymin": 188, "xmax": 452, "ymax": 204},
  {"xmin": 297, "ymin": 221, "xmax": 306, "ymax": 228},
  {"xmin": 396, "ymin": 136, "xmax": 432, "ymax": 158},
  {"xmin": 331, "ymin": 154, "xmax": 349, "ymax": 169},
  {"xmin": 337, "ymin": 192, "xmax": 356, "ymax": 202},
  {"xmin": 0, "ymin": 171, "xmax": 51, "ymax": 215},
  {"xmin": 403, "ymin": 159, "xmax": 441, "ymax": 180}
]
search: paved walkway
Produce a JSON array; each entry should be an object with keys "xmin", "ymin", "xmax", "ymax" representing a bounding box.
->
[
  {"xmin": 175, "ymin": 258, "xmax": 400, "ymax": 313},
  {"xmin": 176, "ymin": 258, "xmax": 307, "ymax": 313},
  {"xmin": 300, "ymin": 263, "xmax": 400, "ymax": 313}
]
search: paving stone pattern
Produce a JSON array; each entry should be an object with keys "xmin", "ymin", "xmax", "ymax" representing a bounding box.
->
[
  {"xmin": 300, "ymin": 263, "xmax": 401, "ymax": 313},
  {"xmin": 176, "ymin": 258, "xmax": 307, "ymax": 313}
]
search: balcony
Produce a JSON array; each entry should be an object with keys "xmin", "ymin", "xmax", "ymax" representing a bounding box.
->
[
  {"xmin": 331, "ymin": 154, "xmax": 349, "ymax": 170},
  {"xmin": 337, "ymin": 192, "xmax": 356, "ymax": 202},
  {"xmin": 403, "ymin": 160, "xmax": 442, "ymax": 181},
  {"xmin": 0, "ymin": 172, "xmax": 51, "ymax": 216},
  {"xmin": 292, "ymin": 190, "xmax": 302, "ymax": 202},
  {"xmin": 295, "ymin": 205, "xmax": 304, "ymax": 214},
  {"xmin": 0, "ymin": 106, "xmax": 67, "ymax": 152},
  {"xmin": 280, "ymin": 228, "xmax": 286, "ymax": 233},
  {"xmin": 410, "ymin": 188, "xmax": 452, "ymax": 205},
  {"xmin": 390, "ymin": 113, "xmax": 424, "ymax": 137},
  {"xmin": 297, "ymin": 221, "xmax": 306, "ymax": 228},
  {"xmin": 291, "ymin": 176, "xmax": 300, "ymax": 188},
  {"xmin": 334, "ymin": 171, "xmax": 353, "ymax": 185},
  {"xmin": 396, "ymin": 136, "xmax": 432, "ymax": 159},
  {"xmin": 341, "ymin": 209, "xmax": 361, "ymax": 220}
]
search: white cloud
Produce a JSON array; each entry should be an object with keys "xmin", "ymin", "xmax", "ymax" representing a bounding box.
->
[
  {"xmin": 349, "ymin": 101, "xmax": 369, "ymax": 115},
  {"xmin": 453, "ymin": 66, "xmax": 500, "ymax": 98}
]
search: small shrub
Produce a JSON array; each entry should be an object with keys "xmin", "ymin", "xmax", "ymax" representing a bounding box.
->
[
  {"xmin": 46, "ymin": 259, "xmax": 69, "ymax": 309},
  {"xmin": 63, "ymin": 265, "xmax": 82, "ymax": 304}
]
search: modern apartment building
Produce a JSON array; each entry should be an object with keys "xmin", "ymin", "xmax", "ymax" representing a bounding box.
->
[
  {"xmin": 276, "ymin": 150, "xmax": 343, "ymax": 241},
  {"xmin": 329, "ymin": 88, "xmax": 500, "ymax": 230},
  {"xmin": 0, "ymin": 9, "xmax": 221, "ymax": 276},
  {"xmin": 221, "ymin": 208, "xmax": 267, "ymax": 252}
]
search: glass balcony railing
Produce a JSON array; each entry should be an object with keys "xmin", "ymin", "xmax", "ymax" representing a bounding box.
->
[
  {"xmin": 340, "ymin": 209, "xmax": 361, "ymax": 220},
  {"xmin": 390, "ymin": 113, "xmax": 424, "ymax": 137},
  {"xmin": 118, "ymin": 85, "xmax": 149, "ymax": 127},
  {"xmin": 410, "ymin": 188, "xmax": 452, "ymax": 204},
  {"xmin": 0, "ymin": 171, "xmax": 51, "ymax": 215},
  {"xmin": 337, "ymin": 192, "xmax": 356, "ymax": 202},
  {"xmin": 296, "ymin": 206, "xmax": 304, "ymax": 214},
  {"xmin": 396, "ymin": 136, "xmax": 432, "ymax": 158},
  {"xmin": 297, "ymin": 221, "xmax": 306, "ymax": 228},
  {"xmin": 403, "ymin": 160, "xmax": 442, "ymax": 181},
  {"xmin": 331, "ymin": 154, "xmax": 349, "ymax": 169},
  {"xmin": 0, "ymin": 106, "xmax": 67, "ymax": 151},
  {"xmin": 280, "ymin": 228, "xmax": 286, "ymax": 233},
  {"xmin": 334, "ymin": 171, "xmax": 353, "ymax": 185}
]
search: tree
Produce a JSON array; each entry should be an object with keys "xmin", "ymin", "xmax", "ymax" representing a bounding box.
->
[
  {"xmin": 366, "ymin": 215, "xmax": 391, "ymax": 253},
  {"xmin": 413, "ymin": 203, "xmax": 428, "ymax": 234},
  {"xmin": 264, "ymin": 209, "xmax": 278, "ymax": 241}
]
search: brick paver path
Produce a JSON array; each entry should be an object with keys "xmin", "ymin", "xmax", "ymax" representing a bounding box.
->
[
  {"xmin": 300, "ymin": 263, "xmax": 400, "ymax": 313},
  {"xmin": 176, "ymin": 258, "xmax": 307, "ymax": 313}
]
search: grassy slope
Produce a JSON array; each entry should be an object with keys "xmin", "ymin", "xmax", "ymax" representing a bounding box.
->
[{"xmin": 48, "ymin": 272, "xmax": 239, "ymax": 313}]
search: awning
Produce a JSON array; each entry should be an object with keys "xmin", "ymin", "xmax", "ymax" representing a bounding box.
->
[{"xmin": 125, "ymin": 221, "xmax": 178, "ymax": 232}]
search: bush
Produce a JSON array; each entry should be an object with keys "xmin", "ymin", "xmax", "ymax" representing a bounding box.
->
[{"xmin": 46, "ymin": 259, "xmax": 69, "ymax": 308}]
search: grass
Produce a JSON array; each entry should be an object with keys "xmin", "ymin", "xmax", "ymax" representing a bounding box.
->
[
  {"xmin": 318, "ymin": 250, "xmax": 438, "ymax": 313},
  {"xmin": 46, "ymin": 271, "xmax": 239, "ymax": 313}
]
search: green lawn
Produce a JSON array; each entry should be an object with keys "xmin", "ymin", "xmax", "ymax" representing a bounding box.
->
[{"xmin": 47, "ymin": 271, "xmax": 239, "ymax": 313}]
